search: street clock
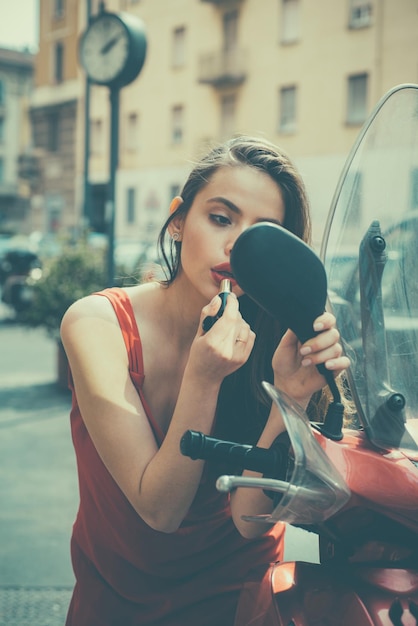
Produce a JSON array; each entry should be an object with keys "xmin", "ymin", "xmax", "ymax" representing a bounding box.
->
[{"xmin": 79, "ymin": 10, "xmax": 147, "ymax": 89}]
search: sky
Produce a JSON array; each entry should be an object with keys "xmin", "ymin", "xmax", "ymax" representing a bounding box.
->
[{"xmin": 0, "ymin": 0, "xmax": 39, "ymax": 51}]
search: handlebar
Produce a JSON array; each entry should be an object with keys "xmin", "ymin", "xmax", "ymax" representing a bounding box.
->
[{"xmin": 180, "ymin": 430, "xmax": 288, "ymax": 478}]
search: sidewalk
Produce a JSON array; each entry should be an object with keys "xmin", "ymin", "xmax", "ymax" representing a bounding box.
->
[{"xmin": 0, "ymin": 304, "xmax": 78, "ymax": 625}]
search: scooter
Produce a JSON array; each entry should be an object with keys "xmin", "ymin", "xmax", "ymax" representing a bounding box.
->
[{"xmin": 181, "ymin": 83, "xmax": 418, "ymax": 625}]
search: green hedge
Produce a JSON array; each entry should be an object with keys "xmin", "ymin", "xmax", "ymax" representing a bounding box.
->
[{"xmin": 19, "ymin": 245, "xmax": 107, "ymax": 339}]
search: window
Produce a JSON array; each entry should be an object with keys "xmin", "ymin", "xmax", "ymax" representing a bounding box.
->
[
  {"xmin": 125, "ymin": 113, "xmax": 139, "ymax": 152},
  {"xmin": 347, "ymin": 73, "xmax": 368, "ymax": 125},
  {"xmin": 348, "ymin": 0, "xmax": 372, "ymax": 28},
  {"xmin": 47, "ymin": 112, "xmax": 59, "ymax": 152},
  {"xmin": 54, "ymin": 42, "xmax": 64, "ymax": 83},
  {"xmin": 126, "ymin": 187, "xmax": 136, "ymax": 224},
  {"xmin": 279, "ymin": 85, "xmax": 297, "ymax": 133},
  {"xmin": 220, "ymin": 94, "xmax": 236, "ymax": 139},
  {"xmin": 54, "ymin": 0, "xmax": 65, "ymax": 18},
  {"xmin": 172, "ymin": 26, "xmax": 186, "ymax": 68},
  {"xmin": 91, "ymin": 119, "xmax": 104, "ymax": 154},
  {"xmin": 171, "ymin": 105, "xmax": 184, "ymax": 144},
  {"xmin": 281, "ymin": 0, "xmax": 300, "ymax": 43}
]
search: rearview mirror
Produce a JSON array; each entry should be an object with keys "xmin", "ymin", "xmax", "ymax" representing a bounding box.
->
[{"xmin": 230, "ymin": 223, "xmax": 327, "ymax": 343}]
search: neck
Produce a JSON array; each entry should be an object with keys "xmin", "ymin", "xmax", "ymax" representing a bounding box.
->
[{"xmin": 156, "ymin": 275, "xmax": 206, "ymax": 346}]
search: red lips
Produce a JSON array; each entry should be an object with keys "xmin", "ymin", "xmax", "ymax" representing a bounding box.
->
[{"xmin": 211, "ymin": 263, "xmax": 237, "ymax": 287}]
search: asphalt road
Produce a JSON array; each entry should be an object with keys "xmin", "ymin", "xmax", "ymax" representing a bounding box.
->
[{"xmin": 0, "ymin": 302, "xmax": 318, "ymax": 625}]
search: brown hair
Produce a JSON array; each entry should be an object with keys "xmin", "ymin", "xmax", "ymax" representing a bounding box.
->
[{"xmin": 157, "ymin": 136, "xmax": 315, "ymax": 444}]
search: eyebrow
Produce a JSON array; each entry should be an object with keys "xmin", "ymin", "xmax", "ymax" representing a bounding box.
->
[{"xmin": 207, "ymin": 196, "xmax": 283, "ymax": 226}]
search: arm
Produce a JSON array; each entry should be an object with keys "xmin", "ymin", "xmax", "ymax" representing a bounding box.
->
[
  {"xmin": 61, "ymin": 291, "xmax": 253, "ymax": 534},
  {"xmin": 230, "ymin": 312, "xmax": 350, "ymax": 538}
]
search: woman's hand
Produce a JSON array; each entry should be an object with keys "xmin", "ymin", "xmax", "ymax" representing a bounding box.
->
[
  {"xmin": 187, "ymin": 293, "xmax": 255, "ymax": 384},
  {"xmin": 272, "ymin": 312, "xmax": 350, "ymax": 408}
]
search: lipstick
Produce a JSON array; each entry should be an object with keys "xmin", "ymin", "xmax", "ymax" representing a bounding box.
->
[{"xmin": 202, "ymin": 279, "xmax": 231, "ymax": 332}]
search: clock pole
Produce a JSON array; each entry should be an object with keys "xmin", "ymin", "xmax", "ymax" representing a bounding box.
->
[
  {"xmin": 107, "ymin": 87, "xmax": 120, "ymax": 287},
  {"xmin": 82, "ymin": 0, "xmax": 93, "ymax": 229},
  {"xmin": 78, "ymin": 9, "xmax": 147, "ymax": 286}
]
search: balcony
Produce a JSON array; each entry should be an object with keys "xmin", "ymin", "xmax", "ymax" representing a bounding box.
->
[
  {"xmin": 201, "ymin": 0, "xmax": 243, "ymax": 4},
  {"xmin": 198, "ymin": 48, "xmax": 247, "ymax": 88}
]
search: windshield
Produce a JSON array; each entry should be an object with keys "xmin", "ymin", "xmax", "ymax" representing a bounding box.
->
[{"xmin": 321, "ymin": 84, "xmax": 418, "ymax": 454}]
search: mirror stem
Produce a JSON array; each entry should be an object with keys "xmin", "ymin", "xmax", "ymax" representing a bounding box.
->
[{"xmin": 318, "ymin": 370, "xmax": 344, "ymax": 441}]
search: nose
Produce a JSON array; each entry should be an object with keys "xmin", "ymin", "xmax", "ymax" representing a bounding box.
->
[
  {"xmin": 225, "ymin": 225, "xmax": 248, "ymax": 256},
  {"xmin": 225, "ymin": 239, "xmax": 234, "ymax": 256}
]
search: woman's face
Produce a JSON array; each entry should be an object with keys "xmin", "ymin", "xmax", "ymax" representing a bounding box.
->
[{"xmin": 174, "ymin": 165, "xmax": 286, "ymax": 301}]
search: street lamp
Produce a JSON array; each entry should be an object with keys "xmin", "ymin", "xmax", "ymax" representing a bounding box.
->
[{"xmin": 79, "ymin": 5, "xmax": 147, "ymax": 286}]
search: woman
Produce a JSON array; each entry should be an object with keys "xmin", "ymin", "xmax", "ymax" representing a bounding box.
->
[{"xmin": 61, "ymin": 136, "xmax": 350, "ymax": 625}]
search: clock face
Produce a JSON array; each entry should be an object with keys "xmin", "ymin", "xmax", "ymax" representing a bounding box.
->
[{"xmin": 80, "ymin": 14, "xmax": 130, "ymax": 85}]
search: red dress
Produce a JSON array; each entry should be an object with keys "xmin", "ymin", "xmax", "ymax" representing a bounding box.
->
[{"xmin": 66, "ymin": 288, "xmax": 285, "ymax": 626}]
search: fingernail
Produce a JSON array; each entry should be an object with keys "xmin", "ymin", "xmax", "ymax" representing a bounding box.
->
[
  {"xmin": 300, "ymin": 346, "xmax": 312, "ymax": 356},
  {"xmin": 314, "ymin": 321, "xmax": 324, "ymax": 331},
  {"xmin": 325, "ymin": 359, "xmax": 336, "ymax": 368},
  {"xmin": 301, "ymin": 358, "xmax": 312, "ymax": 367}
]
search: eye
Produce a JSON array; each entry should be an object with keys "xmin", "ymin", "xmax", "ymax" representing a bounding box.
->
[{"xmin": 210, "ymin": 213, "xmax": 231, "ymax": 226}]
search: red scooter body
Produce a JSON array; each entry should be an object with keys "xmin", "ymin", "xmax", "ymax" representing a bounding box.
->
[
  {"xmin": 236, "ymin": 562, "xmax": 418, "ymax": 625},
  {"xmin": 234, "ymin": 428, "xmax": 418, "ymax": 625}
]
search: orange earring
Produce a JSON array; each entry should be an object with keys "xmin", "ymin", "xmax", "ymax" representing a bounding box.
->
[{"xmin": 169, "ymin": 196, "xmax": 183, "ymax": 215}]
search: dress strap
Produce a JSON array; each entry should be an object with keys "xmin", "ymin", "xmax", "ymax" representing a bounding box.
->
[
  {"xmin": 95, "ymin": 288, "xmax": 144, "ymax": 381},
  {"xmin": 94, "ymin": 288, "xmax": 164, "ymax": 444}
]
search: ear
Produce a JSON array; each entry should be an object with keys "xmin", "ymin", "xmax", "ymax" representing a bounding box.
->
[{"xmin": 168, "ymin": 196, "xmax": 184, "ymax": 240}]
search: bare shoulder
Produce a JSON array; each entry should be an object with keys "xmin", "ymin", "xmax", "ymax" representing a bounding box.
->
[
  {"xmin": 60, "ymin": 283, "xmax": 164, "ymax": 392},
  {"xmin": 60, "ymin": 283, "xmax": 160, "ymax": 341},
  {"xmin": 62, "ymin": 291, "xmax": 112, "ymax": 322}
]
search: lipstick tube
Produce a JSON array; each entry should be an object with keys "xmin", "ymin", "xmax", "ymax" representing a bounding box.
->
[{"xmin": 202, "ymin": 279, "xmax": 231, "ymax": 332}]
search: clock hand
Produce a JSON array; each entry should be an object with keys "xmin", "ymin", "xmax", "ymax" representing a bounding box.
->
[{"xmin": 101, "ymin": 34, "xmax": 123, "ymax": 55}]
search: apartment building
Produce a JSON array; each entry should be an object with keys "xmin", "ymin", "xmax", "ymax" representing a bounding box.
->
[
  {"xmin": 29, "ymin": 0, "xmax": 83, "ymax": 236},
  {"xmin": 32, "ymin": 0, "xmax": 418, "ymax": 248},
  {"xmin": 0, "ymin": 47, "xmax": 34, "ymax": 234}
]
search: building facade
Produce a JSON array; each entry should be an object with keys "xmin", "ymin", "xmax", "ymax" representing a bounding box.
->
[
  {"xmin": 29, "ymin": 0, "xmax": 83, "ymax": 237},
  {"xmin": 32, "ymin": 0, "xmax": 418, "ymax": 249},
  {"xmin": 0, "ymin": 47, "xmax": 34, "ymax": 234}
]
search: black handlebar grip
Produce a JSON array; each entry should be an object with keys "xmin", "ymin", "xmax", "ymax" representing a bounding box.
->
[{"xmin": 180, "ymin": 429, "xmax": 283, "ymax": 476}]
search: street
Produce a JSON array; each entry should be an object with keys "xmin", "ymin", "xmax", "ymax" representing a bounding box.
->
[
  {"xmin": 0, "ymin": 303, "xmax": 318, "ymax": 625},
  {"xmin": 0, "ymin": 305, "xmax": 77, "ymax": 625}
]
